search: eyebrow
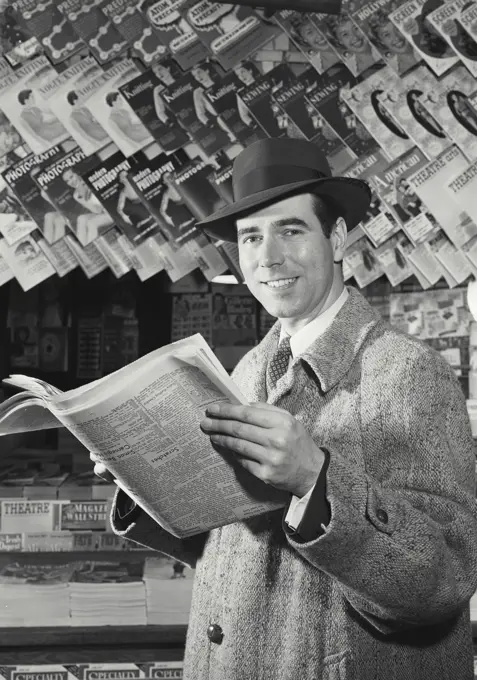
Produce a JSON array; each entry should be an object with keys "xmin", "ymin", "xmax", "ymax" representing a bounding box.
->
[{"xmin": 237, "ymin": 217, "xmax": 310, "ymax": 238}]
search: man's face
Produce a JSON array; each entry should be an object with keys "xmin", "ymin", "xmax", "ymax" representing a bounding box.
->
[{"xmin": 237, "ymin": 193, "xmax": 343, "ymax": 327}]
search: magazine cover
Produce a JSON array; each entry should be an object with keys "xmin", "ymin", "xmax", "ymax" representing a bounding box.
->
[
  {"xmin": 0, "ymin": 3, "xmax": 42, "ymax": 68},
  {"xmin": 144, "ymin": 0, "xmax": 210, "ymax": 70},
  {"xmin": 204, "ymin": 62, "xmax": 266, "ymax": 147},
  {"xmin": 100, "ymin": 0, "xmax": 168, "ymax": 66},
  {"xmin": 151, "ymin": 55, "xmax": 185, "ymax": 87},
  {"xmin": 445, "ymin": 158, "xmax": 477, "ymax": 245},
  {"xmin": 0, "ymin": 107, "xmax": 23, "ymax": 161},
  {"xmin": 38, "ymin": 236, "xmax": 79, "ymax": 278},
  {"xmin": 311, "ymin": 12, "xmax": 382, "ymax": 76},
  {"xmin": 0, "ymin": 230, "xmax": 55, "ymax": 291},
  {"xmin": 425, "ymin": 230, "xmax": 471, "ymax": 286},
  {"xmin": 273, "ymin": 10, "xmax": 340, "ymax": 74},
  {"xmin": 238, "ymin": 63, "xmax": 297, "ymax": 139},
  {"xmin": 340, "ymin": 66, "xmax": 414, "ymax": 160},
  {"xmin": 116, "ymin": 232, "xmax": 165, "ymax": 282},
  {"xmin": 365, "ymin": 64, "xmax": 449, "ymax": 160},
  {"xmin": 304, "ymin": 62, "xmax": 378, "ymax": 158},
  {"xmin": 457, "ymin": 2, "xmax": 477, "ymax": 73},
  {"xmin": 406, "ymin": 144, "xmax": 473, "ymax": 249},
  {"xmin": 0, "ymin": 56, "xmax": 69, "ymax": 155},
  {"xmin": 272, "ymin": 67, "xmax": 356, "ymax": 174},
  {"xmin": 1, "ymin": 147, "xmax": 68, "ymax": 244},
  {"xmin": 32, "ymin": 148, "xmax": 115, "ymax": 247},
  {"xmin": 389, "ymin": 0, "xmax": 460, "ymax": 76},
  {"xmin": 351, "ymin": 0, "xmax": 420, "ymax": 75},
  {"xmin": 373, "ymin": 147, "xmax": 441, "ymax": 246},
  {"xmin": 411, "ymin": 64, "xmax": 477, "ymax": 161},
  {"xmin": 161, "ymin": 60, "xmax": 233, "ymax": 156},
  {"xmin": 119, "ymin": 68, "xmax": 189, "ymax": 153},
  {"xmin": 57, "ymin": 0, "xmax": 127, "ymax": 65},
  {"xmin": 180, "ymin": 2, "xmax": 280, "ymax": 71},
  {"xmin": 373, "ymin": 233, "xmax": 413, "ymax": 286},
  {"xmin": 63, "ymin": 233, "xmax": 108, "ymax": 279},
  {"xmin": 48, "ymin": 57, "xmax": 111, "ymax": 157},
  {"xmin": 343, "ymin": 150, "xmax": 401, "ymax": 247},
  {"xmin": 427, "ymin": 0, "xmax": 477, "ymax": 78},
  {"xmin": 12, "ymin": 0, "xmax": 83, "ymax": 64},
  {"xmin": 0, "ymin": 174, "xmax": 37, "ymax": 247},
  {"xmin": 93, "ymin": 226, "xmax": 134, "ymax": 279},
  {"xmin": 208, "ymin": 158, "xmax": 234, "ymax": 204},
  {"xmin": 343, "ymin": 234, "xmax": 383, "ymax": 288},
  {"xmin": 83, "ymin": 59, "xmax": 154, "ymax": 158}
]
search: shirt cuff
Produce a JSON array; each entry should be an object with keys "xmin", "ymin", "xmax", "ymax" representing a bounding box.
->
[
  {"xmin": 285, "ymin": 486, "xmax": 315, "ymax": 530},
  {"xmin": 283, "ymin": 448, "xmax": 331, "ymax": 543}
]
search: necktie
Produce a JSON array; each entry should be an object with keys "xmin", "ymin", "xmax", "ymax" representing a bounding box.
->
[{"xmin": 266, "ymin": 335, "xmax": 292, "ymax": 392}]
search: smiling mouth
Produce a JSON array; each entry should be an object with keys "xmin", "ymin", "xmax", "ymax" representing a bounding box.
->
[{"xmin": 263, "ymin": 277, "xmax": 298, "ymax": 289}]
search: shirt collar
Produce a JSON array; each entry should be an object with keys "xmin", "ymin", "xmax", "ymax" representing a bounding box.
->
[{"xmin": 279, "ymin": 287, "xmax": 349, "ymax": 357}]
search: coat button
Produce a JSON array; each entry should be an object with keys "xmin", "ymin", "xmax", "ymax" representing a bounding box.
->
[
  {"xmin": 376, "ymin": 509, "xmax": 388, "ymax": 524},
  {"xmin": 207, "ymin": 623, "xmax": 224, "ymax": 644}
]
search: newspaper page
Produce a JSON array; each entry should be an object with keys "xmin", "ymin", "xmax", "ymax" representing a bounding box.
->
[
  {"xmin": 1, "ymin": 147, "xmax": 68, "ymax": 244},
  {"xmin": 57, "ymin": 0, "xmax": 127, "ymax": 65},
  {"xmin": 389, "ymin": 0, "xmax": 459, "ymax": 76},
  {"xmin": 63, "ymin": 234, "xmax": 109, "ymax": 279},
  {"xmin": 119, "ymin": 68, "xmax": 189, "ymax": 154},
  {"xmin": 171, "ymin": 293, "xmax": 212, "ymax": 343},
  {"xmin": 83, "ymin": 59, "xmax": 154, "ymax": 158},
  {"xmin": 304, "ymin": 62, "xmax": 378, "ymax": 159},
  {"xmin": 144, "ymin": 0, "xmax": 210, "ymax": 70},
  {"xmin": 0, "ymin": 56, "xmax": 70, "ymax": 155},
  {"xmin": 205, "ymin": 62, "xmax": 266, "ymax": 148},
  {"xmin": 406, "ymin": 144, "xmax": 474, "ymax": 249},
  {"xmin": 273, "ymin": 10, "xmax": 340, "ymax": 74},
  {"xmin": 181, "ymin": 2, "xmax": 280, "ymax": 71},
  {"xmin": 100, "ymin": 0, "xmax": 167, "ymax": 66},
  {"xmin": 12, "ymin": 0, "xmax": 83, "ymax": 64},
  {"xmin": 427, "ymin": 0, "xmax": 477, "ymax": 78},
  {"xmin": 351, "ymin": 0, "xmax": 420, "ymax": 75},
  {"xmin": 372, "ymin": 147, "xmax": 441, "ymax": 246},
  {"xmin": 272, "ymin": 66, "xmax": 356, "ymax": 174},
  {"xmin": 48, "ymin": 57, "xmax": 111, "ymax": 157},
  {"xmin": 0, "ymin": 231, "xmax": 55, "ymax": 291},
  {"xmin": 48, "ymin": 334, "xmax": 288, "ymax": 538},
  {"xmin": 161, "ymin": 61, "xmax": 233, "ymax": 157},
  {"xmin": 311, "ymin": 12, "xmax": 382, "ymax": 76},
  {"xmin": 380, "ymin": 66, "xmax": 449, "ymax": 159},
  {"xmin": 340, "ymin": 68, "xmax": 414, "ymax": 161},
  {"xmin": 410, "ymin": 64, "xmax": 477, "ymax": 161}
]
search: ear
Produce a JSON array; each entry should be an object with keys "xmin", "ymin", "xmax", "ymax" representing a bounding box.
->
[{"xmin": 331, "ymin": 217, "xmax": 347, "ymax": 263}]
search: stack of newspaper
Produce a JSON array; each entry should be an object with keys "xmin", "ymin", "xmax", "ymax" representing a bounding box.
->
[
  {"xmin": 144, "ymin": 557, "xmax": 194, "ymax": 626},
  {"xmin": 0, "ymin": 560, "xmax": 75, "ymax": 627},
  {"xmin": 68, "ymin": 560, "xmax": 147, "ymax": 627}
]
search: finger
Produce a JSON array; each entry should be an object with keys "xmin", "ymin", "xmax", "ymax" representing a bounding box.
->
[
  {"xmin": 205, "ymin": 403, "xmax": 288, "ymax": 429},
  {"xmin": 201, "ymin": 417, "xmax": 272, "ymax": 447},
  {"xmin": 209, "ymin": 433, "xmax": 268, "ymax": 463},
  {"xmin": 94, "ymin": 463, "xmax": 115, "ymax": 483}
]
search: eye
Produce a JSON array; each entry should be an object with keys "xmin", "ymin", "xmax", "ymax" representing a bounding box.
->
[{"xmin": 284, "ymin": 228, "xmax": 302, "ymax": 236}]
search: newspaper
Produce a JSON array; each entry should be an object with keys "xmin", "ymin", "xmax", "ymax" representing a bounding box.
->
[
  {"xmin": 0, "ymin": 334, "xmax": 288, "ymax": 539},
  {"xmin": 389, "ymin": 0, "xmax": 459, "ymax": 76}
]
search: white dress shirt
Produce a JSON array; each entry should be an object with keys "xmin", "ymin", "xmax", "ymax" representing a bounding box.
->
[{"xmin": 283, "ymin": 287, "xmax": 349, "ymax": 531}]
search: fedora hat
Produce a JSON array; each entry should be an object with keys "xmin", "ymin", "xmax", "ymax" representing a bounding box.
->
[{"xmin": 197, "ymin": 138, "xmax": 371, "ymax": 242}]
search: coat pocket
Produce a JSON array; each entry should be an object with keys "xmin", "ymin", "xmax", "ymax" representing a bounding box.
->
[{"xmin": 320, "ymin": 650, "xmax": 353, "ymax": 680}]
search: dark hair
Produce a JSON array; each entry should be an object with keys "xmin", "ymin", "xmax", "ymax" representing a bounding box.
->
[
  {"xmin": 18, "ymin": 89, "xmax": 32, "ymax": 105},
  {"xmin": 66, "ymin": 91, "xmax": 78, "ymax": 106},
  {"xmin": 309, "ymin": 193, "xmax": 343, "ymax": 239},
  {"xmin": 105, "ymin": 91, "xmax": 119, "ymax": 107}
]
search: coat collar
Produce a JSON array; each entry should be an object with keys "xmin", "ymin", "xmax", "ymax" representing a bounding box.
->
[{"xmin": 246, "ymin": 286, "xmax": 381, "ymax": 399}]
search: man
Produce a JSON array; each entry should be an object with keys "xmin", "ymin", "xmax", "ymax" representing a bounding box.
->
[{"xmin": 94, "ymin": 138, "xmax": 477, "ymax": 679}]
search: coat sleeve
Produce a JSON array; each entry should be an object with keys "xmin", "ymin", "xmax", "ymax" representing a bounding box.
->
[
  {"xmin": 286, "ymin": 350, "xmax": 477, "ymax": 635},
  {"xmin": 109, "ymin": 489, "xmax": 208, "ymax": 568}
]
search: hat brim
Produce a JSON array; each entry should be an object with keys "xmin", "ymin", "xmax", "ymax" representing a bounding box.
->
[{"xmin": 198, "ymin": 176, "xmax": 371, "ymax": 242}]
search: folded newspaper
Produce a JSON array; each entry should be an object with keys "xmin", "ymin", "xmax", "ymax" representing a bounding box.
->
[{"xmin": 0, "ymin": 334, "xmax": 287, "ymax": 538}]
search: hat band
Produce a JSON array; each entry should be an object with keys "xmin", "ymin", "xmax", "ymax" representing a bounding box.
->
[{"xmin": 234, "ymin": 165, "xmax": 326, "ymax": 200}]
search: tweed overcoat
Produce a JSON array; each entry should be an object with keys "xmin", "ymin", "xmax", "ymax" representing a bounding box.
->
[{"xmin": 112, "ymin": 286, "xmax": 477, "ymax": 680}]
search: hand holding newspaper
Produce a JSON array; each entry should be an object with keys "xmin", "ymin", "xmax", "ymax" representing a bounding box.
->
[{"xmin": 0, "ymin": 335, "xmax": 287, "ymax": 538}]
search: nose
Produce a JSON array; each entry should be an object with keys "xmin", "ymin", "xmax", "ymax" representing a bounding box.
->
[{"xmin": 259, "ymin": 234, "xmax": 285, "ymax": 269}]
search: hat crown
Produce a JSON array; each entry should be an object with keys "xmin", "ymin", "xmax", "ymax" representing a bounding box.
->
[{"xmin": 232, "ymin": 138, "xmax": 332, "ymax": 201}]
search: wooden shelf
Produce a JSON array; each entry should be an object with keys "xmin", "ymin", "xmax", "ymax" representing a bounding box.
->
[{"xmin": 0, "ymin": 624, "xmax": 187, "ymax": 649}]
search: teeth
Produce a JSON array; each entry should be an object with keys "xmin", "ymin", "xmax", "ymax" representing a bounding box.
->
[{"xmin": 266, "ymin": 278, "xmax": 297, "ymax": 288}]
